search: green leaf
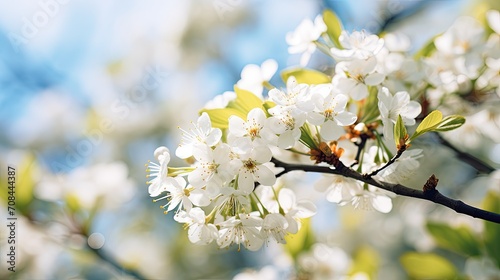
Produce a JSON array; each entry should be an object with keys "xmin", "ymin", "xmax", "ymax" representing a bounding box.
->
[
  {"xmin": 426, "ymin": 222, "xmax": 481, "ymax": 257},
  {"xmin": 228, "ymin": 86, "xmax": 265, "ymax": 114},
  {"xmin": 483, "ymin": 191, "xmax": 500, "ymax": 268},
  {"xmin": 394, "ymin": 114, "xmax": 408, "ymax": 149},
  {"xmin": 200, "ymin": 86, "xmax": 266, "ymax": 129},
  {"xmin": 411, "ymin": 110, "xmax": 443, "ymax": 140},
  {"xmin": 414, "ymin": 36, "xmax": 438, "ymax": 59},
  {"xmin": 284, "ymin": 218, "xmax": 314, "ymax": 261},
  {"xmin": 433, "ymin": 115, "xmax": 466, "ymax": 132},
  {"xmin": 1, "ymin": 155, "xmax": 36, "ymax": 216},
  {"xmin": 322, "ymin": 9, "xmax": 344, "ymax": 48},
  {"xmin": 359, "ymin": 86, "xmax": 380, "ymax": 124},
  {"xmin": 401, "ymin": 252, "xmax": 459, "ymax": 279},
  {"xmin": 199, "ymin": 108, "xmax": 245, "ymax": 129},
  {"xmin": 349, "ymin": 246, "xmax": 379, "ymax": 279},
  {"xmin": 281, "ymin": 68, "xmax": 331, "ymax": 85}
]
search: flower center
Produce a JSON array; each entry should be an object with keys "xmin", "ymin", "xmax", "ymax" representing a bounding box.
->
[{"xmin": 243, "ymin": 159, "xmax": 257, "ymax": 172}]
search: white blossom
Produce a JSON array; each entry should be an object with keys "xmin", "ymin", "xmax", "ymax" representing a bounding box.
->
[
  {"xmin": 174, "ymin": 208, "xmax": 218, "ymax": 245},
  {"xmin": 228, "ymin": 108, "xmax": 279, "ymax": 152},
  {"xmin": 237, "ymin": 59, "xmax": 278, "ymax": 97},
  {"xmin": 330, "ymin": 30, "xmax": 384, "ymax": 60},
  {"xmin": 308, "ymin": 88, "xmax": 357, "ymax": 140},
  {"xmin": 332, "ymin": 57, "xmax": 385, "ymax": 100},
  {"xmin": 286, "ymin": 15, "xmax": 327, "ymax": 66},
  {"xmin": 377, "ymin": 87, "xmax": 421, "ymax": 141},
  {"xmin": 217, "ymin": 213, "xmax": 264, "ymax": 251},
  {"xmin": 176, "ymin": 112, "xmax": 222, "ymax": 159}
]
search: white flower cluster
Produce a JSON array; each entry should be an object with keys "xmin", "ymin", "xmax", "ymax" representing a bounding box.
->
[
  {"xmin": 147, "ymin": 113, "xmax": 317, "ymax": 250},
  {"xmin": 147, "ymin": 10, "xmax": 498, "ymax": 250}
]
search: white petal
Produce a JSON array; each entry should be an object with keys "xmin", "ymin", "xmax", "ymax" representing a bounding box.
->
[
  {"xmin": 372, "ymin": 195, "xmax": 393, "ymax": 213},
  {"xmin": 175, "ymin": 144, "xmax": 192, "ymax": 159},
  {"xmin": 334, "ymin": 111, "xmax": 357, "ymax": 126},
  {"xmin": 295, "ymin": 200, "xmax": 317, "ymax": 218},
  {"xmin": 238, "ymin": 171, "xmax": 255, "ymax": 194},
  {"xmin": 487, "ymin": 10, "xmax": 500, "ymax": 34},
  {"xmin": 350, "ymin": 83, "xmax": 369, "ymax": 100},
  {"xmin": 261, "ymin": 59, "xmax": 278, "ymax": 81},
  {"xmin": 278, "ymin": 188, "xmax": 296, "ymax": 211},
  {"xmin": 254, "ymin": 166, "xmax": 276, "ymax": 186},
  {"xmin": 205, "ymin": 128, "xmax": 222, "ymax": 147},
  {"xmin": 252, "ymin": 146, "xmax": 272, "ymax": 164},
  {"xmin": 228, "ymin": 116, "xmax": 247, "ymax": 137},
  {"xmin": 190, "ymin": 188, "xmax": 211, "ymax": 207},
  {"xmin": 320, "ymin": 120, "xmax": 345, "ymax": 140},
  {"xmin": 365, "ymin": 72, "xmax": 385, "ymax": 85}
]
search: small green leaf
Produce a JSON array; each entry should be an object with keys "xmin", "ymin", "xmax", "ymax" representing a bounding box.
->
[
  {"xmin": 426, "ymin": 222, "xmax": 481, "ymax": 257},
  {"xmin": 200, "ymin": 86, "xmax": 266, "ymax": 129},
  {"xmin": 284, "ymin": 218, "xmax": 315, "ymax": 261},
  {"xmin": 411, "ymin": 110, "xmax": 443, "ymax": 140},
  {"xmin": 414, "ymin": 35, "xmax": 438, "ymax": 59},
  {"xmin": 199, "ymin": 108, "xmax": 245, "ymax": 129},
  {"xmin": 281, "ymin": 68, "xmax": 331, "ymax": 85},
  {"xmin": 483, "ymin": 191, "xmax": 500, "ymax": 269},
  {"xmin": 433, "ymin": 115, "xmax": 466, "ymax": 132},
  {"xmin": 401, "ymin": 252, "xmax": 458, "ymax": 279},
  {"xmin": 323, "ymin": 9, "xmax": 344, "ymax": 48},
  {"xmin": 228, "ymin": 86, "xmax": 265, "ymax": 114},
  {"xmin": 394, "ymin": 115, "xmax": 408, "ymax": 149},
  {"xmin": 359, "ymin": 86, "xmax": 380, "ymax": 124}
]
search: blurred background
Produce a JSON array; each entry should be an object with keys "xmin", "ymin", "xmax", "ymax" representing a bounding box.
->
[{"xmin": 0, "ymin": 0, "xmax": 499, "ymax": 279}]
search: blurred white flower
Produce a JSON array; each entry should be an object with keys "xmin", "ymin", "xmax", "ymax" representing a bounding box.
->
[
  {"xmin": 286, "ymin": 15, "xmax": 327, "ymax": 66},
  {"xmin": 233, "ymin": 266, "xmax": 279, "ymax": 280},
  {"xmin": 298, "ymin": 243, "xmax": 351, "ymax": 280},
  {"xmin": 204, "ymin": 91, "xmax": 237, "ymax": 109},
  {"xmin": 237, "ymin": 59, "xmax": 278, "ymax": 97},
  {"xmin": 465, "ymin": 257, "xmax": 500, "ymax": 280},
  {"xmin": 36, "ymin": 162, "xmax": 134, "ymax": 210},
  {"xmin": 351, "ymin": 185, "xmax": 393, "ymax": 213},
  {"xmin": 487, "ymin": 10, "xmax": 500, "ymax": 34},
  {"xmin": 262, "ymin": 213, "xmax": 289, "ymax": 244},
  {"xmin": 278, "ymin": 188, "xmax": 316, "ymax": 234},
  {"xmin": 378, "ymin": 149, "xmax": 423, "ymax": 184},
  {"xmin": 315, "ymin": 174, "xmax": 362, "ymax": 205}
]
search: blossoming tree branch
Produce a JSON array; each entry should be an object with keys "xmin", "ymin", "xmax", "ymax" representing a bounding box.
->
[{"xmin": 146, "ymin": 9, "xmax": 500, "ymax": 250}]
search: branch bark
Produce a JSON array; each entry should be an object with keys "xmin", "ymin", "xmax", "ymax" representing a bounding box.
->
[
  {"xmin": 434, "ymin": 133, "xmax": 496, "ymax": 174},
  {"xmin": 271, "ymin": 157, "xmax": 500, "ymax": 224}
]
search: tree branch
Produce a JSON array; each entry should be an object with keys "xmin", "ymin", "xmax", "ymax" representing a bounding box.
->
[
  {"xmin": 87, "ymin": 245, "xmax": 147, "ymax": 280},
  {"xmin": 271, "ymin": 157, "xmax": 500, "ymax": 224},
  {"xmin": 367, "ymin": 146, "xmax": 405, "ymax": 177},
  {"xmin": 434, "ymin": 133, "xmax": 496, "ymax": 174}
]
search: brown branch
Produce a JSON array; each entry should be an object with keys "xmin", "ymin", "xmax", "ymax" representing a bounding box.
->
[
  {"xmin": 270, "ymin": 157, "xmax": 500, "ymax": 224},
  {"xmin": 434, "ymin": 133, "xmax": 495, "ymax": 174},
  {"xmin": 367, "ymin": 145, "xmax": 406, "ymax": 177}
]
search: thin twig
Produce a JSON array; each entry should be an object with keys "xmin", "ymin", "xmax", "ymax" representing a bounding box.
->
[
  {"xmin": 367, "ymin": 146, "xmax": 406, "ymax": 177},
  {"xmin": 87, "ymin": 245, "xmax": 147, "ymax": 280},
  {"xmin": 270, "ymin": 157, "xmax": 500, "ymax": 224},
  {"xmin": 434, "ymin": 133, "xmax": 496, "ymax": 174}
]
